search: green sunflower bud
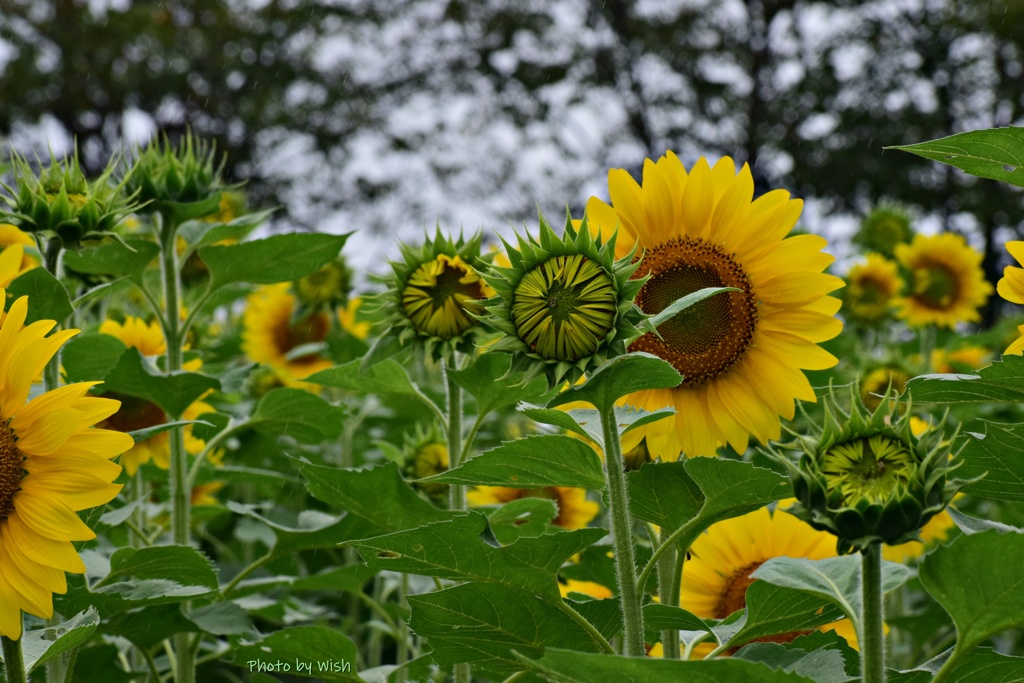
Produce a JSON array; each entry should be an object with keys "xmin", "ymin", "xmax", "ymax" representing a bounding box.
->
[
  {"xmin": 480, "ymin": 211, "xmax": 645, "ymax": 387},
  {"xmin": 853, "ymin": 203, "xmax": 915, "ymax": 258},
  {"xmin": 775, "ymin": 384, "xmax": 963, "ymax": 553},
  {"xmin": 0, "ymin": 148, "xmax": 138, "ymax": 246},
  {"xmin": 402, "ymin": 425, "xmax": 450, "ymax": 504},
  {"xmin": 367, "ymin": 227, "xmax": 493, "ymax": 366},
  {"xmin": 295, "ymin": 257, "xmax": 352, "ymax": 310},
  {"xmin": 125, "ymin": 131, "xmax": 226, "ymax": 222}
]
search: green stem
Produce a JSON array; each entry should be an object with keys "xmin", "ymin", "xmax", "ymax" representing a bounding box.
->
[
  {"xmin": 636, "ymin": 515, "xmax": 703, "ymax": 596},
  {"xmin": 861, "ymin": 543, "xmax": 886, "ymax": 683},
  {"xmin": 598, "ymin": 405, "xmax": 645, "ymax": 656},
  {"xmin": 443, "ymin": 365, "xmax": 471, "ymax": 683},
  {"xmin": 395, "ymin": 573, "xmax": 411, "ymax": 683},
  {"xmin": 657, "ymin": 542, "xmax": 680, "ymax": 659},
  {"xmin": 1, "ymin": 632, "xmax": 26, "ymax": 683},
  {"xmin": 221, "ymin": 552, "xmax": 274, "ymax": 599}
]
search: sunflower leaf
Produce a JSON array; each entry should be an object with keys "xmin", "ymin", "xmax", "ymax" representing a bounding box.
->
[
  {"xmin": 904, "ymin": 354, "xmax": 1024, "ymax": 404},
  {"xmin": 751, "ymin": 556, "xmax": 912, "ymax": 626},
  {"xmin": 952, "ymin": 422, "xmax": 1024, "ymax": 501},
  {"xmin": 718, "ymin": 581, "xmax": 846, "ymax": 652},
  {"xmin": 201, "ymin": 232, "xmax": 349, "ymax": 287},
  {"xmin": 886, "ymin": 127, "xmax": 1024, "ymax": 188},
  {"xmin": 231, "ymin": 625, "xmax": 361, "ymax": 681},
  {"xmin": 98, "ymin": 347, "xmax": 220, "ymax": 418},
  {"xmin": 733, "ymin": 643, "xmax": 855, "ymax": 683},
  {"xmin": 21, "ymin": 607, "xmax": 101, "ymax": 673},
  {"xmin": 408, "ymin": 584, "xmax": 609, "ymax": 679},
  {"xmin": 7, "ymin": 267, "xmax": 73, "ymax": 323},
  {"xmin": 946, "ymin": 507, "xmax": 1024, "ymax": 535},
  {"xmin": 348, "ymin": 513, "xmax": 605, "ymax": 600},
  {"xmin": 308, "ymin": 358, "xmax": 419, "ymax": 395},
  {"xmin": 638, "ymin": 286, "xmax": 741, "ymax": 337},
  {"xmin": 60, "ymin": 332, "xmax": 128, "ymax": 383},
  {"xmin": 546, "ymin": 352, "xmax": 682, "ymax": 413},
  {"xmin": 177, "ymin": 207, "xmax": 274, "ymax": 258},
  {"xmin": 62, "ymin": 236, "xmax": 160, "ymax": 284},
  {"xmin": 449, "ymin": 353, "xmax": 554, "ymax": 414},
  {"xmin": 225, "ymin": 502, "xmax": 381, "ymax": 560},
  {"xmin": 516, "ymin": 647, "xmax": 817, "ymax": 682},
  {"xmin": 249, "ymin": 387, "xmax": 346, "ymax": 443},
  {"xmin": 422, "ymin": 434, "xmax": 605, "ymax": 490},
  {"xmin": 487, "ymin": 498, "xmax": 560, "ymax": 544},
  {"xmin": 127, "ymin": 419, "xmax": 213, "ymax": 444},
  {"xmin": 919, "ymin": 531, "xmax": 1024, "ymax": 664},
  {"xmin": 628, "ymin": 461, "xmax": 704, "ymax": 532}
]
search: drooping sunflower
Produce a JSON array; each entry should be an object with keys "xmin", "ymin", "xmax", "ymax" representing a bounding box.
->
[
  {"xmin": 242, "ymin": 283, "xmax": 334, "ymax": 384},
  {"xmin": 584, "ymin": 153, "xmax": 843, "ymax": 459},
  {"xmin": 98, "ymin": 317, "xmax": 214, "ymax": 475},
  {"xmin": 997, "ymin": 241, "xmax": 1024, "ymax": 354},
  {"xmin": 467, "ymin": 486, "xmax": 599, "ymax": 530},
  {"xmin": 0, "ymin": 292, "xmax": 133, "ymax": 639},
  {"xmin": 842, "ymin": 254, "xmax": 901, "ymax": 326},
  {"xmin": 680, "ymin": 505, "xmax": 857, "ymax": 649},
  {"xmin": 893, "ymin": 233, "xmax": 992, "ymax": 329}
]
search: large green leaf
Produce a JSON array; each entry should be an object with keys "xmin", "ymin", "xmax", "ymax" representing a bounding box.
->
[
  {"xmin": 201, "ymin": 232, "xmax": 349, "ymax": 286},
  {"xmin": 62, "ymin": 236, "xmax": 160, "ymax": 283},
  {"xmin": 448, "ymin": 353, "xmax": 552, "ymax": 414},
  {"xmin": 423, "ymin": 434, "xmax": 605, "ymax": 489},
  {"xmin": 296, "ymin": 461, "xmax": 451, "ymax": 533},
  {"xmin": 751, "ymin": 556, "xmax": 912, "ymax": 626},
  {"xmin": 904, "ymin": 355, "xmax": 1024, "ymax": 404},
  {"xmin": 887, "ymin": 127, "xmax": 1024, "ymax": 188},
  {"xmin": 100, "ymin": 347, "xmax": 220, "ymax": 417},
  {"xmin": 628, "ymin": 461, "xmax": 703, "ymax": 532},
  {"xmin": 643, "ymin": 603, "xmax": 714, "ymax": 635},
  {"xmin": 177, "ymin": 207, "xmax": 273, "ymax": 255},
  {"xmin": 232, "ymin": 625, "xmax": 361, "ymax": 681},
  {"xmin": 956, "ymin": 422, "xmax": 1024, "ymax": 501},
  {"xmin": 488, "ymin": 498, "xmax": 560, "ymax": 544},
  {"xmin": 307, "ymin": 358, "xmax": 418, "ymax": 395},
  {"xmin": 946, "ymin": 507, "xmax": 1023, "ymax": 535},
  {"xmin": 546, "ymin": 352, "xmax": 682, "ymax": 413},
  {"xmin": 518, "ymin": 647, "xmax": 814, "ymax": 682},
  {"xmin": 61, "ymin": 333, "xmax": 127, "ymax": 384},
  {"xmin": 248, "ymin": 388, "xmax": 346, "ymax": 443},
  {"xmin": 7, "ymin": 267, "xmax": 73, "ymax": 323},
  {"xmin": 522, "ymin": 405, "xmax": 676, "ymax": 445},
  {"xmin": 408, "ymin": 584, "xmax": 608, "ymax": 679},
  {"xmin": 920, "ymin": 531, "xmax": 1024, "ymax": 661},
  {"xmin": 719, "ymin": 581, "xmax": 846, "ymax": 652},
  {"xmin": 225, "ymin": 502, "xmax": 381, "ymax": 559},
  {"xmin": 21, "ymin": 608, "xmax": 100, "ymax": 673},
  {"xmin": 349, "ymin": 513, "xmax": 604, "ymax": 600},
  {"xmin": 734, "ymin": 643, "xmax": 854, "ymax": 683}
]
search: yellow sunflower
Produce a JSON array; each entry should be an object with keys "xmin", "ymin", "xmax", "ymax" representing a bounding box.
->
[
  {"xmin": 584, "ymin": 153, "xmax": 843, "ymax": 458},
  {"xmin": 843, "ymin": 254, "xmax": 901, "ymax": 325},
  {"xmin": 681, "ymin": 505, "xmax": 857, "ymax": 650},
  {"xmin": 0, "ymin": 224, "xmax": 38, "ymax": 272},
  {"xmin": 893, "ymin": 233, "xmax": 992, "ymax": 328},
  {"xmin": 559, "ymin": 579, "xmax": 613, "ymax": 600},
  {"xmin": 242, "ymin": 283, "xmax": 334, "ymax": 383},
  {"xmin": 466, "ymin": 486, "xmax": 599, "ymax": 530},
  {"xmin": 0, "ymin": 292, "xmax": 132, "ymax": 639},
  {"xmin": 860, "ymin": 365, "xmax": 912, "ymax": 411},
  {"xmin": 98, "ymin": 317, "xmax": 214, "ymax": 475},
  {"xmin": 337, "ymin": 296, "xmax": 372, "ymax": 341},
  {"xmin": 997, "ymin": 241, "xmax": 1024, "ymax": 354},
  {"xmin": 930, "ymin": 346, "xmax": 990, "ymax": 374}
]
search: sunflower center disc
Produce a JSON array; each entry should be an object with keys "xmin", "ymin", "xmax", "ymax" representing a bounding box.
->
[
  {"xmin": 0, "ymin": 420, "xmax": 24, "ymax": 520},
  {"xmin": 914, "ymin": 262, "xmax": 959, "ymax": 309},
  {"xmin": 716, "ymin": 560, "xmax": 762, "ymax": 618},
  {"xmin": 629, "ymin": 236, "xmax": 757, "ymax": 385},
  {"xmin": 402, "ymin": 259, "xmax": 487, "ymax": 338},
  {"xmin": 100, "ymin": 392, "xmax": 166, "ymax": 433},
  {"xmin": 274, "ymin": 313, "xmax": 330, "ymax": 363},
  {"xmin": 512, "ymin": 254, "xmax": 616, "ymax": 362}
]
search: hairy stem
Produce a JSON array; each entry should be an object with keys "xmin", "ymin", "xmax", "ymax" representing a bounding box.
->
[{"xmin": 861, "ymin": 543, "xmax": 886, "ymax": 683}]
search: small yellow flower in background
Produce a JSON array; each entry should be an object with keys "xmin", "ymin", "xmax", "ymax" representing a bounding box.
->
[
  {"xmin": 894, "ymin": 233, "xmax": 992, "ymax": 329},
  {"xmin": 0, "ymin": 292, "xmax": 132, "ymax": 639},
  {"xmin": 467, "ymin": 486, "xmax": 599, "ymax": 530},
  {"xmin": 843, "ymin": 254, "xmax": 901, "ymax": 326},
  {"xmin": 860, "ymin": 365, "xmax": 912, "ymax": 411},
  {"xmin": 191, "ymin": 481, "xmax": 225, "ymax": 507},
  {"xmin": 584, "ymin": 153, "xmax": 843, "ymax": 459},
  {"xmin": 997, "ymin": 240, "xmax": 1024, "ymax": 354},
  {"xmin": 680, "ymin": 505, "xmax": 858, "ymax": 651},
  {"xmin": 402, "ymin": 430, "xmax": 450, "ymax": 503},
  {"xmin": 296, "ymin": 257, "xmax": 351, "ymax": 310},
  {"xmin": 98, "ymin": 317, "xmax": 214, "ymax": 475},
  {"xmin": 559, "ymin": 579, "xmax": 613, "ymax": 600},
  {"xmin": 242, "ymin": 283, "xmax": 333, "ymax": 384},
  {"xmin": 337, "ymin": 296, "xmax": 372, "ymax": 341},
  {"xmin": 930, "ymin": 345, "xmax": 990, "ymax": 374}
]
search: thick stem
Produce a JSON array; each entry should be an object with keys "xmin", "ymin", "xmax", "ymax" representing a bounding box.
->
[
  {"xmin": 1, "ymin": 632, "xmax": 26, "ymax": 683},
  {"xmin": 657, "ymin": 542, "xmax": 680, "ymax": 659},
  {"xmin": 599, "ymin": 405, "xmax": 645, "ymax": 656},
  {"xmin": 443, "ymin": 366, "xmax": 471, "ymax": 683},
  {"xmin": 861, "ymin": 543, "xmax": 886, "ymax": 683}
]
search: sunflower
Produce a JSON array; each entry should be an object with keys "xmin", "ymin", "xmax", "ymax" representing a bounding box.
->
[
  {"xmin": 559, "ymin": 579, "xmax": 613, "ymax": 600},
  {"xmin": 337, "ymin": 296, "xmax": 372, "ymax": 341},
  {"xmin": 853, "ymin": 204, "xmax": 915, "ymax": 258},
  {"xmin": 0, "ymin": 243, "xmax": 29, "ymax": 289},
  {"xmin": 997, "ymin": 241, "xmax": 1024, "ymax": 354},
  {"xmin": 893, "ymin": 233, "xmax": 992, "ymax": 329},
  {"xmin": 402, "ymin": 253, "xmax": 490, "ymax": 339},
  {"xmin": 842, "ymin": 254, "xmax": 901, "ymax": 326},
  {"xmin": 0, "ymin": 224, "xmax": 38, "ymax": 271},
  {"xmin": 466, "ymin": 486, "xmax": 599, "ymax": 530},
  {"xmin": 930, "ymin": 346, "xmax": 990, "ymax": 374},
  {"xmin": 403, "ymin": 429, "xmax": 450, "ymax": 503},
  {"xmin": 584, "ymin": 153, "xmax": 843, "ymax": 459},
  {"xmin": 242, "ymin": 283, "xmax": 334, "ymax": 384},
  {"xmin": 680, "ymin": 505, "xmax": 857, "ymax": 650},
  {"xmin": 860, "ymin": 365, "xmax": 912, "ymax": 411},
  {"xmin": 0, "ymin": 292, "xmax": 133, "ymax": 639},
  {"xmin": 98, "ymin": 317, "xmax": 214, "ymax": 475}
]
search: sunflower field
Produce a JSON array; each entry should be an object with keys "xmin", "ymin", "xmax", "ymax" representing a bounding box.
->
[{"xmin": 1, "ymin": 127, "xmax": 1024, "ymax": 683}]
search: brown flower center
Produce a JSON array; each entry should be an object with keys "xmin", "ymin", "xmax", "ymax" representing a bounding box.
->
[
  {"xmin": 629, "ymin": 237, "xmax": 757, "ymax": 386},
  {"xmin": 715, "ymin": 561, "xmax": 762, "ymax": 619},
  {"xmin": 0, "ymin": 420, "xmax": 25, "ymax": 521},
  {"xmin": 912, "ymin": 261, "xmax": 960, "ymax": 310},
  {"xmin": 274, "ymin": 312, "xmax": 330, "ymax": 365},
  {"xmin": 100, "ymin": 393, "xmax": 166, "ymax": 434}
]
